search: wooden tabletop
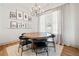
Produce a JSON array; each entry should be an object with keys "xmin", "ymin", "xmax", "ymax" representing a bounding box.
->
[{"xmin": 24, "ymin": 32, "xmax": 51, "ymax": 39}]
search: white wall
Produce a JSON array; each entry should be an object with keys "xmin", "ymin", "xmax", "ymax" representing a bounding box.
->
[
  {"xmin": 0, "ymin": 4, "xmax": 39, "ymax": 44},
  {"xmin": 73, "ymin": 4, "xmax": 79, "ymax": 48},
  {"xmin": 62, "ymin": 4, "xmax": 75, "ymax": 46},
  {"xmin": 62, "ymin": 4, "xmax": 79, "ymax": 48}
]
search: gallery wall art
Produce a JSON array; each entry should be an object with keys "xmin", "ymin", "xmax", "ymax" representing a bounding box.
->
[{"xmin": 9, "ymin": 9, "xmax": 32, "ymax": 29}]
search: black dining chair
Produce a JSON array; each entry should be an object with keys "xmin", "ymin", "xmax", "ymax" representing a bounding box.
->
[
  {"xmin": 33, "ymin": 39, "xmax": 49, "ymax": 56},
  {"xmin": 18, "ymin": 33, "xmax": 32, "ymax": 56},
  {"xmin": 47, "ymin": 34, "xmax": 56, "ymax": 52}
]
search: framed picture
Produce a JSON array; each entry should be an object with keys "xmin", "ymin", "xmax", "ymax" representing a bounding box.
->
[
  {"xmin": 18, "ymin": 23, "xmax": 25, "ymax": 29},
  {"xmin": 24, "ymin": 12, "xmax": 28, "ymax": 21},
  {"xmin": 17, "ymin": 22, "xmax": 22, "ymax": 29},
  {"xmin": 9, "ymin": 11, "xmax": 17, "ymax": 19},
  {"xmin": 17, "ymin": 11, "xmax": 23, "ymax": 20},
  {"xmin": 10, "ymin": 21, "xmax": 18, "ymax": 29},
  {"xmin": 22, "ymin": 23, "xmax": 26, "ymax": 29}
]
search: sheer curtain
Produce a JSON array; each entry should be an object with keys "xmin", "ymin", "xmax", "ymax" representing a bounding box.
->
[
  {"xmin": 51, "ymin": 8, "xmax": 63, "ymax": 45},
  {"xmin": 39, "ymin": 7, "xmax": 64, "ymax": 45},
  {"xmin": 56, "ymin": 7, "xmax": 64, "ymax": 45}
]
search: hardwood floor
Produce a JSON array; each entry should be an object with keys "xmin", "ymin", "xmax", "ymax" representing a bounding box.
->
[
  {"xmin": 0, "ymin": 47, "xmax": 8, "ymax": 56},
  {"xmin": 61, "ymin": 46, "xmax": 79, "ymax": 56},
  {"xmin": 0, "ymin": 42, "xmax": 79, "ymax": 56},
  {"xmin": 0, "ymin": 42, "xmax": 19, "ymax": 56}
]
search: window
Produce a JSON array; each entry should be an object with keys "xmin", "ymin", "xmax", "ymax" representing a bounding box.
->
[
  {"xmin": 39, "ymin": 10, "xmax": 60, "ymax": 34},
  {"xmin": 52, "ymin": 10, "xmax": 58, "ymax": 34}
]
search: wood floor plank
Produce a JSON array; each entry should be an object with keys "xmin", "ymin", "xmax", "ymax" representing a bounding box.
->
[
  {"xmin": 61, "ymin": 46, "xmax": 79, "ymax": 56},
  {"xmin": 0, "ymin": 41, "xmax": 19, "ymax": 56}
]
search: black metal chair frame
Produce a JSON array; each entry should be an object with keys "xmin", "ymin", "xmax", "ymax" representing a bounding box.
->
[
  {"xmin": 18, "ymin": 35, "xmax": 32, "ymax": 56},
  {"xmin": 47, "ymin": 34, "xmax": 56, "ymax": 52}
]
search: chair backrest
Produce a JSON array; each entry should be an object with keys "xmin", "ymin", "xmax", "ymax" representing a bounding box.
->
[
  {"xmin": 51, "ymin": 34, "xmax": 55, "ymax": 38},
  {"xmin": 19, "ymin": 36, "xmax": 25, "ymax": 40},
  {"xmin": 47, "ymin": 34, "xmax": 55, "ymax": 41},
  {"xmin": 21, "ymin": 33, "xmax": 26, "ymax": 36},
  {"xmin": 49, "ymin": 34, "xmax": 55, "ymax": 38},
  {"xmin": 19, "ymin": 33, "xmax": 29, "ymax": 41},
  {"xmin": 33, "ymin": 38, "xmax": 47, "ymax": 42},
  {"xmin": 21, "ymin": 33, "xmax": 29, "ymax": 39}
]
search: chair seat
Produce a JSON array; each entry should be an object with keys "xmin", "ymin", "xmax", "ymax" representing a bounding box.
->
[
  {"xmin": 34, "ymin": 42, "xmax": 47, "ymax": 48},
  {"xmin": 21, "ymin": 41, "xmax": 32, "ymax": 46}
]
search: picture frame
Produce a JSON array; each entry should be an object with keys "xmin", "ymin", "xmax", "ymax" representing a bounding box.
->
[
  {"xmin": 10, "ymin": 21, "xmax": 18, "ymax": 29},
  {"xmin": 17, "ymin": 11, "xmax": 23, "ymax": 20},
  {"xmin": 9, "ymin": 11, "xmax": 17, "ymax": 19},
  {"xmin": 17, "ymin": 22, "xmax": 22, "ymax": 29},
  {"xmin": 21, "ymin": 23, "xmax": 26, "ymax": 29},
  {"xmin": 17, "ymin": 22, "xmax": 28, "ymax": 29},
  {"xmin": 24, "ymin": 12, "xmax": 28, "ymax": 21}
]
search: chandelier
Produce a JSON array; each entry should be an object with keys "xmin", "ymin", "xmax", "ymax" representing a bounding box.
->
[{"xmin": 30, "ymin": 3, "xmax": 42, "ymax": 16}]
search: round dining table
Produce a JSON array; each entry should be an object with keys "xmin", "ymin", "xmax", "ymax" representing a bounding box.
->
[
  {"xmin": 24, "ymin": 32, "xmax": 51, "ymax": 49},
  {"xmin": 24, "ymin": 32, "xmax": 51, "ymax": 40}
]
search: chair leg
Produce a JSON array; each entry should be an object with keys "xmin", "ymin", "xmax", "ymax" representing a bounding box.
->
[
  {"xmin": 21, "ymin": 46, "xmax": 23, "ymax": 56},
  {"xmin": 54, "ymin": 45, "xmax": 56, "ymax": 52},
  {"xmin": 36, "ymin": 52, "xmax": 37, "ymax": 56},
  {"xmin": 53, "ymin": 40, "xmax": 56, "ymax": 52},
  {"xmin": 46, "ymin": 47, "xmax": 49, "ymax": 56},
  {"xmin": 35, "ymin": 49, "xmax": 38, "ymax": 56},
  {"xmin": 47, "ymin": 51, "xmax": 48, "ymax": 56},
  {"xmin": 18, "ymin": 44, "xmax": 20, "ymax": 52}
]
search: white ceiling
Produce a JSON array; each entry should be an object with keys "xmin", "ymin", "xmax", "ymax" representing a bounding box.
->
[{"xmin": 0, "ymin": 3, "xmax": 65, "ymax": 11}]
